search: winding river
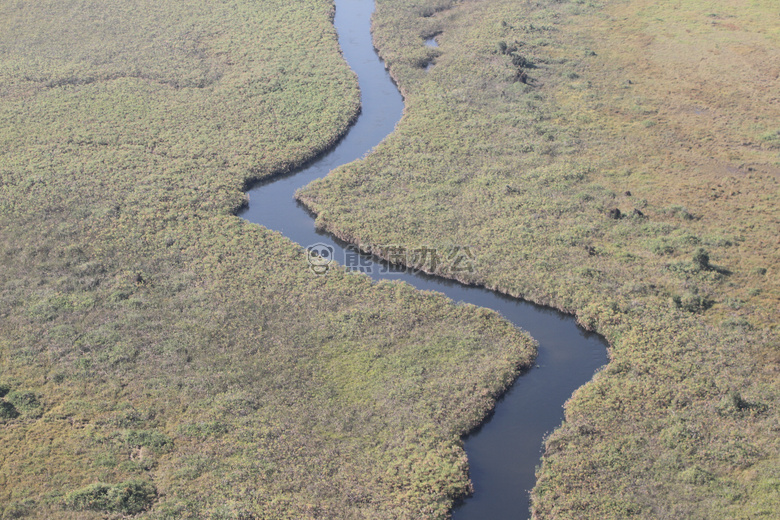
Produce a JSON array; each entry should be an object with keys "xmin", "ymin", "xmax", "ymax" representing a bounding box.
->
[{"xmin": 239, "ymin": 0, "xmax": 609, "ymax": 517}]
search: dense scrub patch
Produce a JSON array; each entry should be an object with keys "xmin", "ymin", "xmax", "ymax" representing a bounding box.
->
[{"xmin": 63, "ymin": 479, "xmax": 157, "ymax": 514}]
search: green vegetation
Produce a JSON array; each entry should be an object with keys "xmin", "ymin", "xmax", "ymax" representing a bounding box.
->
[
  {"xmin": 0, "ymin": 401, "xmax": 20, "ymax": 420},
  {"xmin": 3, "ymin": 0, "xmax": 777, "ymax": 517},
  {"xmin": 298, "ymin": 0, "xmax": 780, "ymax": 517},
  {"xmin": 5, "ymin": 390, "xmax": 42, "ymax": 417},
  {"xmin": 63, "ymin": 479, "xmax": 157, "ymax": 514},
  {"xmin": 0, "ymin": 0, "xmax": 535, "ymax": 518}
]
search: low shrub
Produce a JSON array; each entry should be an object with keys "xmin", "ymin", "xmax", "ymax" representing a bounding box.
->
[
  {"xmin": 672, "ymin": 292, "xmax": 713, "ymax": 313},
  {"xmin": 680, "ymin": 465, "xmax": 715, "ymax": 485},
  {"xmin": 664, "ymin": 204, "xmax": 695, "ymax": 220},
  {"xmin": 692, "ymin": 248, "xmax": 711, "ymax": 271},
  {"xmin": 123, "ymin": 429, "xmax": 174, "ymax": 453},
  {"xmin": 511, "ymin": 53, "xmax": 535, "ymax": 68},
  {"xmin": 2, "ymin": 499, "xmax": 35, "ymax": 519},
  {"xmin": 63, "ymin": 479, "xmax": 157, "ymax": 514},
  {"xmin": 717, "ymin": 391, "xmax": 768, "ymax": 418},
  {"xmin": 646, "ymin": 238, "xmax": 674, "ymax": 255},
  {"xmin": 0, "ymin": 401, "xmax": 20, "ymax": 420},
  {"xmin": 5, "ymin": 391, "xmax": 41, "ymax": 415}
]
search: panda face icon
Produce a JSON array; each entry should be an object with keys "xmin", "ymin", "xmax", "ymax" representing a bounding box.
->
[{"xmin": 306, "ymin": 243, "xmax": 335, "ymax": 275}]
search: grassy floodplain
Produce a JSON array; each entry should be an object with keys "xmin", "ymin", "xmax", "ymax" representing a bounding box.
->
[
  {"xmin": 297, "ymin": 0, "xmax": 780, "ymax": 517},
  {"xmin": 0, "ymin": 0, "xmax": 537, "ymax": 518}
]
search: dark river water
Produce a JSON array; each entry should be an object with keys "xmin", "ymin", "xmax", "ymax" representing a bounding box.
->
[{"xmin": 239, "ymin": 0, "xmax": 609, "ymax": 517}]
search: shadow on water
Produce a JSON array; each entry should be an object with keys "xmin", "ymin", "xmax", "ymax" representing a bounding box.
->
[{"xmin": 239, "ymin": 0, "xmax": 609, "ymax": 518}]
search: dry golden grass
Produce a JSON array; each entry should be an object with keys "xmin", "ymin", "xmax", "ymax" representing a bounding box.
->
[{"xmin": 553, "ymin": 0, "xmax": 780, "ymax": 327}]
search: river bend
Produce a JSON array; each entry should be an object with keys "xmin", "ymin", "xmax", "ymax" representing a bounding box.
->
[{"xmin": 239, "ymin": 0, "xmax": 608, "ymax": 517}]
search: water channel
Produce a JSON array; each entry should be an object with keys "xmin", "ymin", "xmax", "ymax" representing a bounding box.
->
[{"xmin": 239, "ymin": 1, "xmax": 609, "ymax": 517}]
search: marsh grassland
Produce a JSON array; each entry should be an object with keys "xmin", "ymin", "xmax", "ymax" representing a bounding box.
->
[
  {"xmin": 0, "ymin": 1, "xmax": 536, "ymax": 518},
  {"xmin": 298, "ymin": 0, "xmax": 780, "ymax": 517}
]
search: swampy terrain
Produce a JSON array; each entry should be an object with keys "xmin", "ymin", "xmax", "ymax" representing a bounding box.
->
[
  {"xmin": 300, "ymin": 0, "xmax": 780, "ymax": 517},
  {"xmin": 240, "ymin": 2, "xmax": 607, "ymax": 519},
  {"xmin": 0, "ymin": 0, "xmax": 778, "ymax": 519}
]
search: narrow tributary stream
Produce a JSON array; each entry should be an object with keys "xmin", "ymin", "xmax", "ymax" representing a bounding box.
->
[{"xmin": 239, "ymin": 0, "xmax": 609, "ymax": 517}]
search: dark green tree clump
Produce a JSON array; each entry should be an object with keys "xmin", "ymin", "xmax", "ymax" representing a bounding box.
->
[
  {"xmin": 0, "ymin": 400, "xmax": 19, "ymax": 420},
  {"xmin": 692, "ymin": 247, "xmax": 711, "ymax": 271},
  {"xmin": 5, "ymin": 391, "xmax": 41, "ymax": 413}
]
